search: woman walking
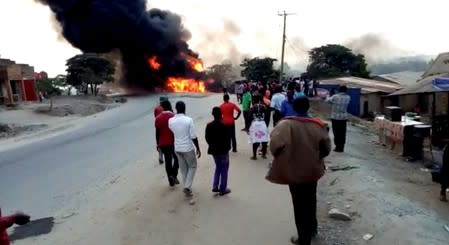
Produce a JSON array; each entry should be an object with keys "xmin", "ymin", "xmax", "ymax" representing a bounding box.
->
[{"xmin": 248, "ymin": 95, "xmax": 269, "ymax": 160}]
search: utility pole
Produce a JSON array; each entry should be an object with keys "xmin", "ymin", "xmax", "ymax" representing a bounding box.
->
[{"xmin": 278, "ymin": 11, "xmax": 295, "ymax": 83}]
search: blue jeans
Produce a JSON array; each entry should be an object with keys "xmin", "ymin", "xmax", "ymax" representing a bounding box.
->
[{"xmin": 213, "ymin": 154, "xmax": 230, "ymax": 193}]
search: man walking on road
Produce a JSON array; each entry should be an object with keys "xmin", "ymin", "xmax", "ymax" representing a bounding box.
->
[
  {"xmin": 154, "ymin": 97, "xmax": 168, "ymax": 164},
  {"xmin": 327, "ymin": 85, "xmax": 351, "ymax": 152},
  {"xmin": 155, "ymin": 100, "xmax": 179, "ymax": 187},
  {"xmin": 281, "ymin": 84, "xmax": 297, "ymax": 117},
  {"xmin": 267, "ymin": 96, "xmax": 331, "ymax": 245},
  {"xmin": 169, "ymin": 101, "xmax": 201, "ymax": 197},
  {"xmin": 205, "ymin": 107, "xmax": 232, "ymax": 196},
  {"xmin": 241, "ymin": 86, "xmax": 252, "ymax": 131},
  {"xmin": 220, "ymin": 94, "xmax": 241, "ymax": 152},
  {"xmin": 270, "ymin": 85, "xmax": 286, "ymax": 127},
  {"xmin": 235, "ymin": 82, "xmax": 244, "ymax": 103}
]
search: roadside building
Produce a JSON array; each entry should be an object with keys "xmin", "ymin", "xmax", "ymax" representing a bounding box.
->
[
  {"xmin": 373, "ymin": 71, "xmax": 424, "ymax": 87},
  {"xmin": 319, "ymin": 76, "xmax": 402, "ymax": 117},
  {"xmin": 388, "ymin": 52, "xmax": 449, "ymax": 146},
  {"xmin": 0, "ymin": 58, "xmax": 38, "ymax": 105},
  {"xmin": 388, "ymin": 53, "xmax": 449, "ymax": 114}
]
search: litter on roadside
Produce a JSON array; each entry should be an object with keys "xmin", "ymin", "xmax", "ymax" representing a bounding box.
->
[
  {"xmin": 329, "ymin": 177, "xmax": 339, "ymax": 186},
  {"xmin": 444, "ymin": 225, "xmax": 449, "ymax": 234},
  {"xmin": 363, "ymin": 233, "xmax": 374, "ymax": 241},
  {"xmin": 328, "ymin": 165, "xmax": 360, "ymax": 172}
]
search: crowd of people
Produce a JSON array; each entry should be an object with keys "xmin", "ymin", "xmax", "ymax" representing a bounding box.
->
[
  {"xmin": 1, "ymin": 82, "xmax": 447, "ymax": 245},
  {"xmin": 153, "ymin": 80, "xmax": 354, "ymax": 245}
]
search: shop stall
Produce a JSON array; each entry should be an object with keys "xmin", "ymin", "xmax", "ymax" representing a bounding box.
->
[{"xmin": 374, "ymin": 115, "xmax": 426, "ymax": 158}]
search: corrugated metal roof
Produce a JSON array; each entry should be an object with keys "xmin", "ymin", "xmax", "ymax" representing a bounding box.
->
[
  {"xmin": 374, "ymin": 71, "xmax": 424, "ymax": 87},
  {"xmin": 389, "ymin": 52, "xmax": 449, "ymax": 95},
  {"xmin": 422, "ymin": 52, "xmax": 449, "ymax": 77},
  {"xmin": 361, "ymin": 88, "xmax": 384, "ymax": 94},
  {"xmin": 389, "ymin": 74, "xmax": 449, "ymax": 95},
  {"xmin": 320, "ymin": 76, "xmax": 402, "ymax": 94}
]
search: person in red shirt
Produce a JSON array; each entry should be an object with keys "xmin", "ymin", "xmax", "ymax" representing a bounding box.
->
[
  {"xmin": 154, "ymin": 97, "xmax": 168, "ymax": 164},
  {"xmin": 1, "ymin": 209, "xmax": 30, "ymax": 245},
  {"xmin": 220, "ymin": 94, "xmax": 241, "ymax": 152},
  {"xmin": 155, "ymin": 100, "xmax": 180, "ymax": 187}
]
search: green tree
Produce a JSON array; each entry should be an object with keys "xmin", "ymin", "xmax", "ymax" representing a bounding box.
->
[
  {"xmin": 240, "ymin": 57, "xmax": 280, "ymax": 83},
  {"xmin": 36, "ymin": 75, "xmax": 66, "ymax": 110},
  {"xmin": 206, "ymin": 63, "xmax": 241, "ymax": 90},
  {"xmin": 206, "ymin": 63, "xmax": 232, "ymax": 92},
  {"xmin": 66, "ymin": 53, "xmax": 115, "ymax": 96},
  {"xmin": 307, "ymin": 44, "xmax": 370, "ymax": 79},
  {"xmin": 36, "ymin": 78, "xmax": 63, "ymax": 96}
]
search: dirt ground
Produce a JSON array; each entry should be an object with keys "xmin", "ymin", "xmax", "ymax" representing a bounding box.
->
[
  {"xmin": 0, "ymin": 95, "xmax": 122, "ymax": 139},
  {"xmin": 11, "ymin": 94, "xmax": 449, "ymax": 245},
  {"xmin": 35, "ymin": 96, "xmax": 122, "ymax": 117}
]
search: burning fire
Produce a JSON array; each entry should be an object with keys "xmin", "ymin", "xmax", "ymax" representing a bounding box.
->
[
  {"xmin": 185, "ymin": 55, "xmax": 204, "ymax": 72},
  {"xmin": 147, "ymin": 54, "xmax": 206, "ymax": 93},
  {"xmin": 167, "ymin": 77, "xmax": 206, "ymax": 93},
  {"xmin": 148, "ymin": 56, "xmax": 161, "ymax": 70}
]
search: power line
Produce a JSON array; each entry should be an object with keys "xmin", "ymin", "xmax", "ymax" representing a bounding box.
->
[
  {"xmin": 285, "ymin": 38, "xmax": 303, "ymax": 58},
  {"xmin": 285, "ymin": 36, "xmax": 311, "ymax": 65},
  {"xmin": 285, "ymin": 36, "xmax": 309, "ymax": 53}
]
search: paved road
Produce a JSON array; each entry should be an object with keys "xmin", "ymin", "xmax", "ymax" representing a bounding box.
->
[{"xmin": 0, "ymin": 94, "xmax": 214, "ymax": 216}]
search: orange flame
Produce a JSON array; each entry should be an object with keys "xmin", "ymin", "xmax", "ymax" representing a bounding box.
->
[
  {"xmin": 193, "ymin": 62, "xmax": 204, "ymax": 72},
  {"xmin": 148, "ymin": 56, "xmax": 161, "ymax": 70},
  {"xmin": 147, "ymin": 54, "xmax": 207, "ymax": 93},
  {"xmin": 167, "ymin": 77, "xmax": 206, "ymax": 93},
  {"xmin": 184, "ymin": 54, "xmax": 204, "ymax": 72}
]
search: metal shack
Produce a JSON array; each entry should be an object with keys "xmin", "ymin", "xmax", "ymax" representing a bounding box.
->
[{"xmin": 319, "ymin": 76, "xmax": 402, "ymax": 117}]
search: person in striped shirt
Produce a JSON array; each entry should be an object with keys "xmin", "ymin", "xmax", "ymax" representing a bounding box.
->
[{"xmin": 326, "ymin": 85, "xmax": 351, "ymax": 152}]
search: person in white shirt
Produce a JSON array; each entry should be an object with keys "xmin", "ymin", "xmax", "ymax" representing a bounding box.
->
[
  {"xmin": 169, "ymin": 101, "xmax": 202, "ymax": 196},
  {"xmin": 270, "ymin": 85, "xmax": 286, "ymax": 127}
]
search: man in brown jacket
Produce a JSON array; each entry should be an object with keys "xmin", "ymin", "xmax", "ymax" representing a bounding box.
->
[{"xmin": 267, "ymin": 96, "xmax": 331, "ymax": 245}]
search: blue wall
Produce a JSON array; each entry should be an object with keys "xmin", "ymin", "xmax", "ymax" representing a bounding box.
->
[{"xmin": 319, "ymin": 84, "xmax": 361, "ymax": 116}]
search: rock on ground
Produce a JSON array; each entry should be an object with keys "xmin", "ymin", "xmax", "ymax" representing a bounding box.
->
[
  {"xmin": 328, "ymin": 208, "xmax": 352, "ymax": 221},
  {"xmin": 363, "ymin": 233, "xmax": 374, "ymax": 241}
]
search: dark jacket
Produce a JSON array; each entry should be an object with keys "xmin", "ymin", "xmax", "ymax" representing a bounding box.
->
[{"xmin": 205, "ymin": 120, "xmax": 231, "ymax": 155}]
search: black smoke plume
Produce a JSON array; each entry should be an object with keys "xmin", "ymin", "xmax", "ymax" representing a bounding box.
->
[{"xmin": 35, "ymin": 0, "xmax": 204, "ymax": 90}]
